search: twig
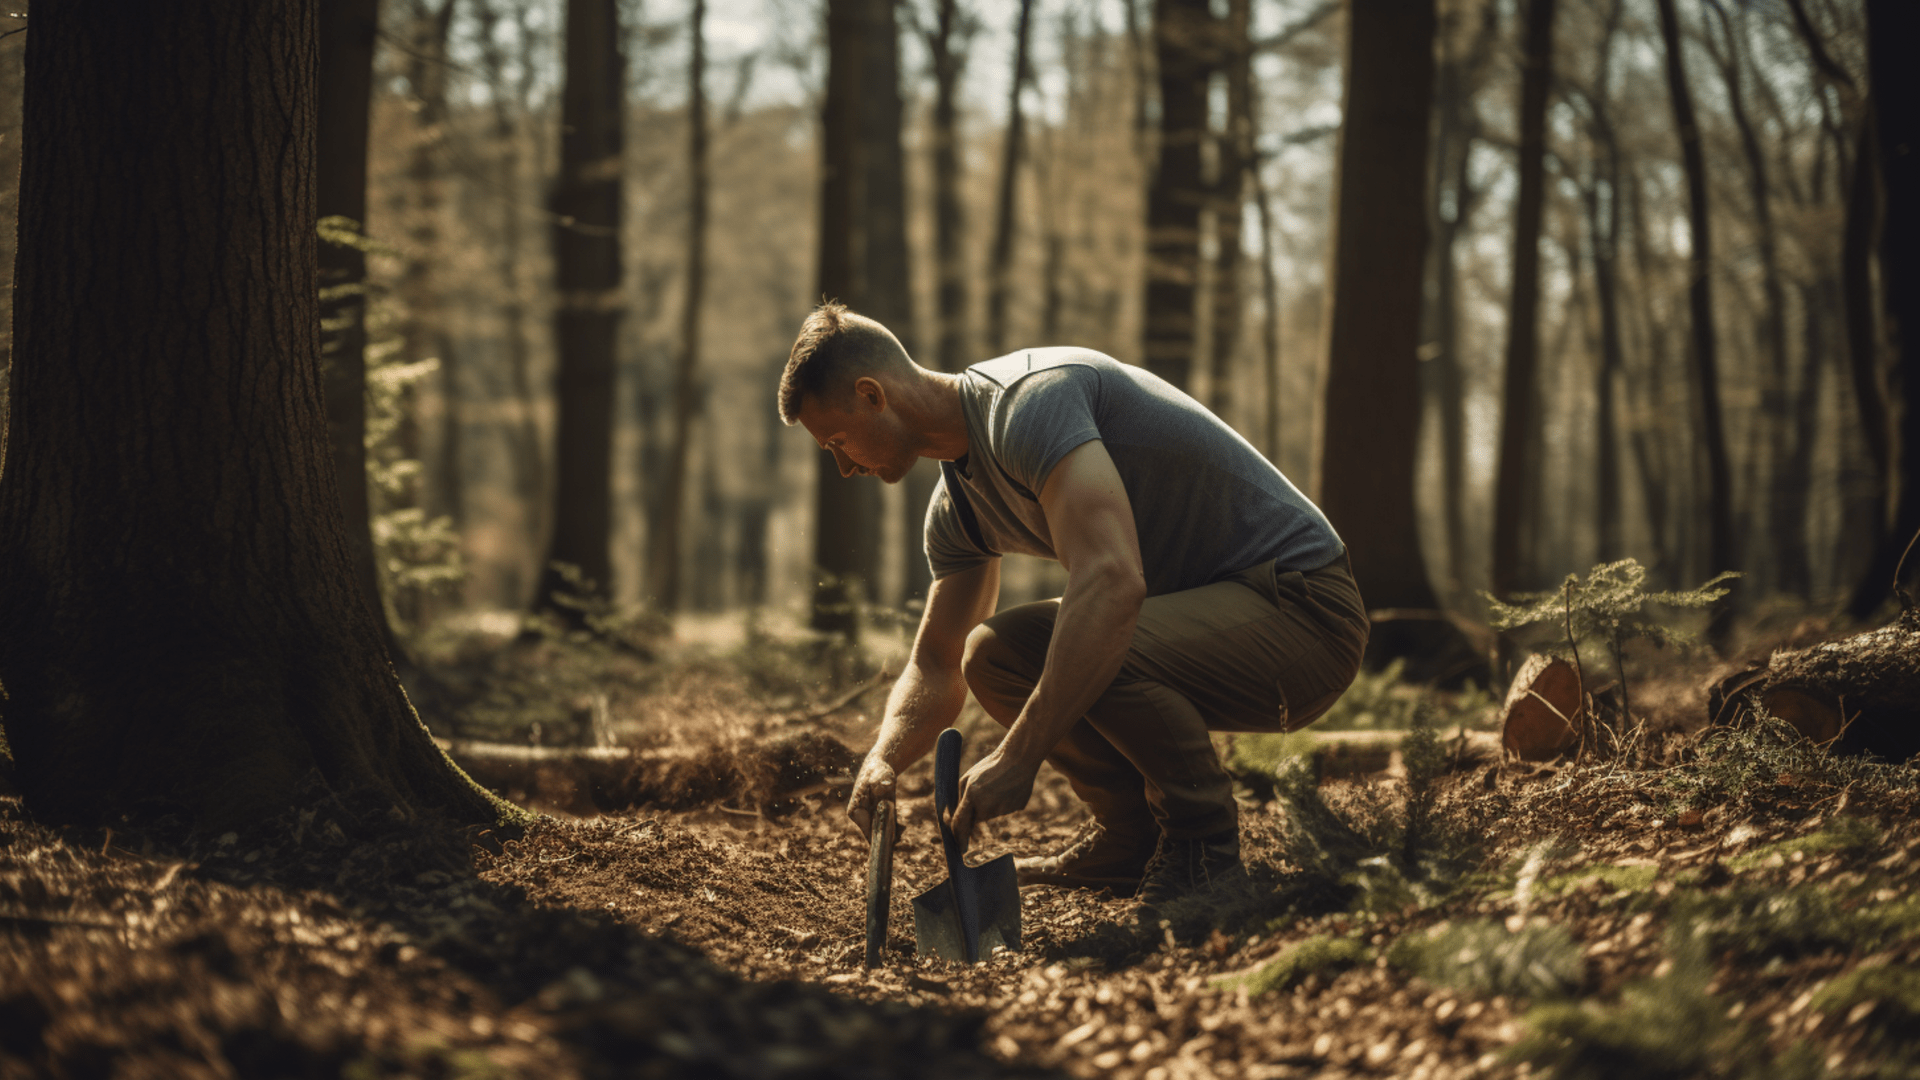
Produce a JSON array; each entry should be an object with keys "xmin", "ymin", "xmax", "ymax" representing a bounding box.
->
[
  {"xmin": 1564, "ymin": 581, "xmax": 1590, "ymax": 758},
  {"xmin": 798, "ymin": 670, "xmax": 894, "ymax": 722},
  {"xmin": 1891, "ymin": 525, "xmax": 1920, "ymax": 612}
]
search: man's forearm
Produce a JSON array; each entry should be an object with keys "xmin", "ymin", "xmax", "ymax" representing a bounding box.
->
[
  {"xmin": 870, "ymin": 658, "xmax": 969, "ymax": 773},
  {"xmin": 998, "ymin": 561, "xmax": 1144, "ymax": 766}
]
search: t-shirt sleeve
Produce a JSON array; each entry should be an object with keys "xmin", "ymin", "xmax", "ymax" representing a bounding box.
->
[
  {"xmin": 924, "ymin": 475, "xmax": 997, "ymax": 580},
  {"xmin": 993, "ymin": 365, "xmax": 1104, "ymax": 498}
]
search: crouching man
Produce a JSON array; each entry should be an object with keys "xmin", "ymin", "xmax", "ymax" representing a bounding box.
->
[{"xmin": 780, "ymin": 302, "xmax": 1368, "ymax": 905}]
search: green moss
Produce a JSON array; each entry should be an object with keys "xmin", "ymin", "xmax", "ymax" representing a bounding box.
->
[
  {"xmin": 1541, "ymin": 864, "xmax": 1661, "ymax": 897},
  {"xmin": 1387, "ymin": 919, "xmax": 1585, "ymax": 1000},
  {"xmin": 1813, "ymin": 963, "xmax": 1920, "ymax": 1031},
  {"xmin": 1212, "ymin": 934, "xmax": 1369, "ymax": 997},
  {"xmin": 1727, "ymin": 816, "xmax": 1882, "ymax": 872}
]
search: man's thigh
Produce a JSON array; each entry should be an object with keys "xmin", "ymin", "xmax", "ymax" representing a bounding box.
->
[{"xmin": 1122, "ymin": 560, "xmax": 1365, "ymax": 733}]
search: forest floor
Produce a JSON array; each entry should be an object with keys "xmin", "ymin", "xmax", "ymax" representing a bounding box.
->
[{"xmin": 4, "ymin": 612, "xmax": 1920, "ymax": 1079}]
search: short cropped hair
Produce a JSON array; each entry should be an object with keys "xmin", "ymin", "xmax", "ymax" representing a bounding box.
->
[{"xmin": 778, "ymin": 301, "xmax": 911, "ymax": 424}]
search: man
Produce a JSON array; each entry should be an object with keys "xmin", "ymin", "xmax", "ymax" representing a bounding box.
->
[{"xmin": 780, "ymin": 303, "xmax": 1368, "ymax": 904}]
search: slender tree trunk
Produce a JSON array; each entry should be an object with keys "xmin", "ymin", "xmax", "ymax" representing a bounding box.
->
[
  {"xmin": 1317, "ymin": 0, "xmax": 1439, "ymax": 612},
  {"xmin": 1624, "ymin": 167, "xmax": 1673, "ymax": 578},
  {"xmin": 1851, "ymin": 0, "xmax": 1920, "ymax": 614},
  {"xmin": 318, "ymin": 0, "xmax": 407, "ymax": 659},
  {"xmin": 1253, "ymin": 159, "xmax": 1282, "ymax": 461},
  {"xmin": 402, "ymin": 0, "xmax": 460, "ymax": 533},
  {"xmin": 474, "ymin": 0, "xmax": 548, "ymax": 604},
  {"xmin": 1653, "ymin": 0, "xmax": 1736, "ymax": 614},
  {"xmin": 1207, "ymin": 0, "xmax": 1251, "ymax": 421},
  {"xmin": 0, "ymin": 0, "xmax": 512, "ymax": 830},
  {"xmin": 906, "ymin": 0, "xmax": 975, "ymax": 606},
  {"xmin": 1582, "ymin": 0, "xmax": 1625, "ymax": 563},
  {"xmin": 655, "ymin": 0, "xmax": 710, "ymax": 613},
  {"xmin": 1490, "ymin": 0, "xmax": 1556, "ymax": 598},
  {"xmin": 1141, "ymin": 0, "xmax": 1214, "ymax": 390},
  {"xmin": 986, "ymin": 0, "xmax": 1037, "ymax": 356},
  {"xmin": 536, "ymin": 0, "xmax": 626, "ymax": 619},
  {"xmin": 812, "ymin": 0, "xmax": 880, "ymax": 638},
  {"xmin": 1707, "ymin": 0, "xmax": 1797, "ymax": 590}
]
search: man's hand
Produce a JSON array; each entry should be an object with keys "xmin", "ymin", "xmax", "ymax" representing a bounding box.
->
[
  {"xmin": 947, "ymin": 747, "xmax": 1040, "ymax": 848},
  {"xmin": 846, "ymin": 751, "xmax": 899, "ymax": 843}
]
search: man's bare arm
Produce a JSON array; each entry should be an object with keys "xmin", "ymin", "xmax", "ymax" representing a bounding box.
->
[
  {"xmin": 846, "ymin": 557, "xmax": 1001, "ymax": 838},
  {"xmin": 949, "ymin": 440, "xmax": 1146, "ymax": 842}
]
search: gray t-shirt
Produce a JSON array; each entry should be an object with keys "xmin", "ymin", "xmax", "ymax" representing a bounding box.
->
[{"xmin": 925, "ymin": 348, "xmax": 1344, "ymax": 596}]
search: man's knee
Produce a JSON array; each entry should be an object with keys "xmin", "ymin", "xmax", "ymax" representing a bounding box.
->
[{"xmin": 960, "ymin": 620, "xmax": 1005, "ymax": 700}]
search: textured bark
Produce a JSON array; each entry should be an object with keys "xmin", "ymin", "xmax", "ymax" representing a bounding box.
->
[
  {"xmin": 1850, "ymin": 0, "xmax": 1920, "ymax": 617},
  {"xmin": 0, "ymin": 0, "xmax": 512, "ymax": 829},
  {"xmin": 1141, "ymin": 0, "xmax": 1215, "ymax": 390},
  {"xmin": 985, "ymin": 0, "xmax": 1036, "ymax": 356},
  {"xmin": 536, "ymin": 0, "xmax": 625, "ymax": 619},
  {"xmin": 654, "ymin": 0, "xmax": 710, "ymax": 613},
  {"xmin": 1317, "ymin": 0, "xmax": 1438, "ymax": 611},
  {"xmin": 1653, "ymin": 0, "xmax": 1735, "ymax": 604},
  {"xmin": 316, "ymin": 0, "xmax": 403, "ymax": 657},
  {"xmin": 1490, "ymin": 0, "xmax": 1556, "ymax": 599},
  {"xmin": 812, "ymin": 0, "xmax": 882, "ymax": 637}
]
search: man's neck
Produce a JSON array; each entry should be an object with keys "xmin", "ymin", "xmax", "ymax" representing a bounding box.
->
[{"xmin": 904, "ymin": 369, "xmax": 971, "ymax": 462}]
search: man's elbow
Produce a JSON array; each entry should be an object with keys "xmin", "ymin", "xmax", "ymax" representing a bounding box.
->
[{"xmin": 1078, "ymin": 557, "xmax": 1146, "ymax": 607}]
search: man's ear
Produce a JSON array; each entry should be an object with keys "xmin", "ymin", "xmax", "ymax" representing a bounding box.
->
[{"xmin": 852, "ymin": 375, "xmax": 887, "ymax": 412}]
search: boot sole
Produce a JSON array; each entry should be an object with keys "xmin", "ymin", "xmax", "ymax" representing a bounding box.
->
[{"xmin": 1016, "ymin": 868, "xmax": 1143, "ymax": 892}]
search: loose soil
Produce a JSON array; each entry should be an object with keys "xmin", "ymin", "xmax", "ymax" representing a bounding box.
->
[{"xmin": 4, "ymin": 648, "xmax": 1918, "ymax": 1079}]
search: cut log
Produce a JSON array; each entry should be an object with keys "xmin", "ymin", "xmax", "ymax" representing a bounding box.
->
[
  {"xmin": 1708, "ymin": 608, "xmax": 1920, "ymax": 761},
  {"xmin": 1500, "ymin": 654, "xmax": 1585, "ymax": 762}
]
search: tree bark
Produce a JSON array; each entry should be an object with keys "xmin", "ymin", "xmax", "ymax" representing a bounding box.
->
[
  {"xmin": 536, "ymin": 0, "xmax": 626, "ymax": 621},
  {"xmin": 1653, "ymin": 0, "xmax": 1736, "ymax": 619},
  {"xmin": 1490, "ymin": 0, "xmax": 1556, "ymax": 598},
  {"xmin": 317, "ymin": 0, "xmax": 407, "ymax": 658},
  {"xmin": 0, "ymin": 0, "xmax": 514, "ymax": 830},
  {"xmin": 655, "ymin": 0, "xmax": 711, "ymax": 614},
  {"xmin": 1141, "ymin": 0, "xmax": 1215, "ymax": 390},
  {"xmin": 1317, "ymin": 0, "xmax": 1439, "ymax": 611},
  {"xmin": 986, "ymin": 0, "xmax": 1037, "ymax": 356},
  {"xmin": 812, "ymin": 0, "xmax": 882, "ymax": 638},
  {"xmin": 1850, "ymin": 0, "xmax": 1920, "ymax": 617}
]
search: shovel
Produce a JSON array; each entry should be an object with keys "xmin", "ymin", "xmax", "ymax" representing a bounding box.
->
[{"xmin": 912, "ymin": 728, "xmax": 1021, "ymax": 963}]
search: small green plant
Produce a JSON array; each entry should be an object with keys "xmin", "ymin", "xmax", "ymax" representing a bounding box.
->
[
  {"xmin": 1508, "ymin": 924, "xmax": 1825, "ymax": 1080},
  {"xmin": 1812, "ymin": 963, "xmax": 1920, "ymax": 1049},
  {"xmin": 1387, "ymin": 919, "xmax": 1585, "ymax": 1000},
  {"xmin": 1212, "ymin": 934, "xmax": 1368, "ymax": 997},
  {"xmin": 1485, "ymin": 558, "xmax": 1738, "ymax": 729}
]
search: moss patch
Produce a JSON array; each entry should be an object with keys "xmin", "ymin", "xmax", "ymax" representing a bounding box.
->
[
  {"xmin": 1211, "ymin": 935, "xmax": 1369, "ymax": 997},
  {"xmin": 1726, "ymin": 815, "xmax": 1882, "ymax": 872}
]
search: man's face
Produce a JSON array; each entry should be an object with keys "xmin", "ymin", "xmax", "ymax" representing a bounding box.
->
[{"xmin": 795, "ymin": 380, "xmax": 917, "ymax": 485}]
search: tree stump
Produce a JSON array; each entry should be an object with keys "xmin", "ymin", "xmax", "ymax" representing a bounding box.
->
[
  {"xmin": 1500, "ymin": 654, "xmax": 1585, "ymax": 762},
  {"xmin": 1710, "ymin": 608, "xmax": 1920, "ymax": 762}
]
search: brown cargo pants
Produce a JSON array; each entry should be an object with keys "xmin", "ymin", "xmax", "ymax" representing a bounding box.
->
[{"xmin": 961, "ymin": 552, "xmax": 1369, "ymax": 840}]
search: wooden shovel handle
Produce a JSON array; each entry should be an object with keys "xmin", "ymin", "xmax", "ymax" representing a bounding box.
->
[{"xmin": 863, "ymin": 798, "xmax": 895, "ymax": 969}]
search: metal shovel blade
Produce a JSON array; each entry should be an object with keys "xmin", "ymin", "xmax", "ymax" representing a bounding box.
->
[{"xmin": 911, "ymin": 728, "xmax": 1022, "ymax": 963}]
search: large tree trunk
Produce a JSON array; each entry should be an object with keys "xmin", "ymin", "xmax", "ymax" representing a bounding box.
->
[
  {"xmin": 1653, "ymin": 0, "xmax": 1735, "ymax": 620},
  {"xmin": 654, "ymin": 0, "xmax": 711, "ymax": 614},
  {"xmin": 1490, "ymin": 0, "xmax": 1556, "ymax": 598},
  {"xmin": 1317, "ymin": 0, "xmax": 1439, "ymax": 612},
  {"xmin": 535, "ymin": 0, "xmax": 626, "ymax": 620},
  {"xmin": 1581, "ymin": 0, "xmax": 1624, "ymax": 564},
  {"xmin": 1851, "ymin": 0, "xmax": 1920, "ymax": 616},
  {"xmin": 317, "ymin": 0, "xmax": 406, "ymax": 658},
  {"xmin": 812, "ymin": 0, "xmax": 882, "ymax": 638},
  {"xmin": 0, "ymin": 0, "xmax": 513, "ymax": 830},
  {"xmin": 1141, "ymin": 0, "xmax": 1215, "ymax": 390},
  {"xmin": 985, "ymin": 0, "xmax": 1036, "ymax": 356}
]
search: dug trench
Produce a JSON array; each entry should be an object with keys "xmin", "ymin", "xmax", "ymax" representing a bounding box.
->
[{"xmin": 4, "ymin": 698, "xmax": 1919, "ymax": 1078}]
